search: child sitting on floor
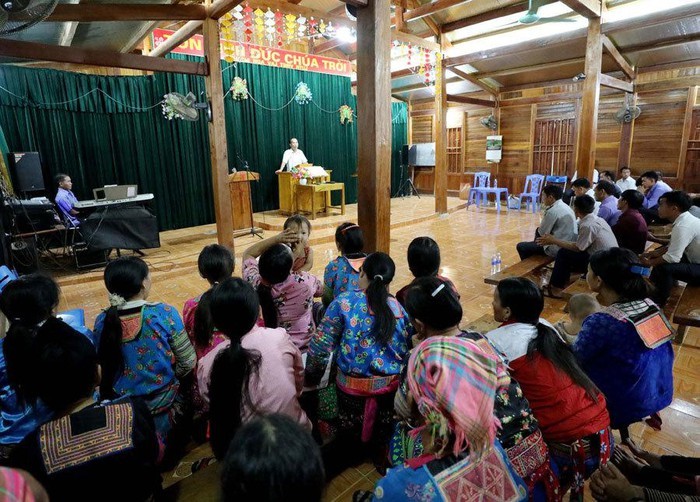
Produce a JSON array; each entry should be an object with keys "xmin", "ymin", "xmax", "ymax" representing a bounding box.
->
[
  {"xmin": 323, "ymin": 222, "xmax": 367, "ymax": 306},
  {"xmin": 242, "ymin": 230, "xmax": 322, "ymax": 352},
  {"xmin": 9, "ymin": 320, "xmax": 161, "ymax": 501},
  {"xmin": 284, "ymin": 215, "xmax": 314, "ymax": 272},
  {"xmin": 183, "ymin": 244, "xmax": 235, "ymax": 360},
  {"xmin": 394, "ymin": 236, "xmax": 459, "ymax": 307},
  {"xmin": 554, "ymin": 293, "xmax": 601, "ymax": 344}
]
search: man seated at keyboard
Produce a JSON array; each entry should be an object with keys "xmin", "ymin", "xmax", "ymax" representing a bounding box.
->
[{"xmin": 54, "ymin": 173, "xmax": 81, "ymax": 227}]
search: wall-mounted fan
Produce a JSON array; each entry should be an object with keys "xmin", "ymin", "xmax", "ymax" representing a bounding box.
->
[
  {"xmin": 162, "ymin": 92, "xmax": 211, "ymax": 122},
  {"xmin": 480, "ymin": 114, "xmax": 498, "ymax": 130},
  {"xmin": 0, "ymin": 0, "xmax": 59, "ymax": 35},
  {"xmin": 615, "ymin": 102, "xmax": 641, "ymax": 124}
]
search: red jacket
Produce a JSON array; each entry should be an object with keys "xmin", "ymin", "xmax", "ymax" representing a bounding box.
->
[{"xmin": 510, "ymin": 353, "xmax": 610, "ymax": 443}]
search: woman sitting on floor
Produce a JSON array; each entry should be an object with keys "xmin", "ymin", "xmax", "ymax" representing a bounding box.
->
[
  {"xmin": 0, "ymin": 275, "xmax": 94, "ymax": 461},
  {"xmin": 368, "ymin": 337, "xmax": 528, "ymax": 501},
  {"xmin": 94, "ymin": 257, "xmax": 196, "ymax": 462},
  {"xmin": 198, "ymin": 278, "xmax": 309, "ymax": 460},
  {"xmin": 242, "ymin": 230, "xmax": 322, "ymax": 352},
  {"xmin": 574, "ymin": 248, "xmax": 674, "ymax": 438},
  {"xmin": 323, "ymin": 223, "xmax": 367, "ymax": 306},
  {"xmin": 306, "ymin": 252, "xmax": 412, "ymax": 472},
  {"xmin": 10, "ymin": 319, "xmax": 161, "ymax": 501},
  {"xmin": 485, "ymin": 278, "xmax": 611, "ymax": 500},
  {"xmin": 391, "ymin": 276, "xmax": 560, "ymax": 501}
]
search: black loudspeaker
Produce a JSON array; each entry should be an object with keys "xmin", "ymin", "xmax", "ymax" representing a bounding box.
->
[
  {"xmin": 10, "ymin": 152, "xmax": 45, "ymax": 193},
  {"xmin": 401, "ymin": 144, "xmax": 410, "ymax": 166}
]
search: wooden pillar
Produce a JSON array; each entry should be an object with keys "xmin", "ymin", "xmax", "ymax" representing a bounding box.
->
[
  {"xmin": 678, "ymin": 86, "xmax": 699, "ymax": 191},
  {"xmin": 617, "ymin": 92, "xmax": 636, "ymax": 169},
  {"xmin": 203, "ymin": 16, "xmax": 235, "ymax": 250},
  {"xmin": 576, "ymin": 16, "xmax": 602, "ymax": 181},
  {"xmin": 356, "ymin": 0, "xmax": 392, "ymax": 253},
  {"xmin": 434, "ymin": 45, "xmax": 447, "ymax": 214}
]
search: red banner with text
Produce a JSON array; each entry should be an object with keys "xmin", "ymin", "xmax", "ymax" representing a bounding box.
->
[{"xmin": 152, "ymin": 29, "xmax": 352, "ymax": 77}]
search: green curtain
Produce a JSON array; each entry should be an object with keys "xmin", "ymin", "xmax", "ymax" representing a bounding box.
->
[{"xmin": 0, "ymin": 59, "xmax": 407, "ymax": 230}]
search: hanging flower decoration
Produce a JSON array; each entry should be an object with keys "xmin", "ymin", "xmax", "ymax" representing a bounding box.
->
[
  {"xmin": 230, "ymin": 77, "xmax": 248, "ymax": 100},
  {"xmin": 161, "ymin": 93, "xmax": 186, "ymax": 120},
  {"xmin": 339, "ymin": 105, "xmax": 353, "ymax": 125},
  {"xmin": 294, "ymin": 82, "xmax": 312, "ymax": 105}
]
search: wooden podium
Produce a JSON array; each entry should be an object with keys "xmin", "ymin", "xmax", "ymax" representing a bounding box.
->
[
  {"xmin": 229, "ymin": 171, "xmax": 260, "ymax": 230},
  {"xmin": 277, "ymin": 169, "xmax": 332, "ymax": 216}
]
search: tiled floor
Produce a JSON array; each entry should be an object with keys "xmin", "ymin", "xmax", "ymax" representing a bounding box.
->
[{"xmin": 52, "ymin": 197, "xmax": 700, "ymax": 501}]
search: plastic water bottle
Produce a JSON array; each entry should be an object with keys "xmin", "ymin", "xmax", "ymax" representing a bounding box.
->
[
  {"xmin": 496, "ymin": 252, "xmax": 502, "ymax": 273},
  {"xmin": 491, "ymin": 254, "xmax": 498, "ymax": 275},
  {"xmin": 494, "ymin": 179, "xmax": 498, "ymax": 188}
]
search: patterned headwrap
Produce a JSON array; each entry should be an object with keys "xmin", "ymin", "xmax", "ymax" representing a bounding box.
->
[{"xmin": 407, "ymin": 336, "xmax": 508, "ymax": 459}]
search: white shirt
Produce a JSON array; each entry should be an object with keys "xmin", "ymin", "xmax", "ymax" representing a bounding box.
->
[
  {"xmin": 616, "ymin": 177, "xmax": 637, "ymax": 192},
  {"xmin": 280, "ymin": 149, "xmax": 308, "ymax": 170},
  {"xmin": 485, "ymin": 319, "xmax": 558, "ymax": 362},
  {"xmin": 539, "ymin": 199, "xmax": 577, "ymax": 257},
  {"xmin": 663, "ymin": 211, "xmax": 700, "ymax": 264}
]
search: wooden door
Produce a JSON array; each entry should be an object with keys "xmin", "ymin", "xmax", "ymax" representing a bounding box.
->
[
  {"xmin": 684, "ymin": 109, "xmax": 700, "ymax": 193},
  {"xmin": 532, "ymin": 118, "xmax": 576, "ymax": 179},
  {"xmin": 446, "ymin": 125, "xmax": 464, "ymax": 191}
]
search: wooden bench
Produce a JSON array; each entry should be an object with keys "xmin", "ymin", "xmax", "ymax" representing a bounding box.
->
[
  {"xmin": 483, "ymin": 255, "xmax": 553, "ymax": 286},
  {"xmin": 672, "ymin": 285, "xmax": 700, "ymax": 345},
  {"xmin": 561, "ymin": 276, "xmax": 593, "ymax": 301},
  {"xmin": 464, "ymin": 313, "xmax": 500, "ymax": 334}
]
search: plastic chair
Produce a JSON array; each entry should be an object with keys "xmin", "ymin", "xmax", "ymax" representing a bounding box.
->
[
  {"xmin": 545, "ymin": 175, "xmax": 568, "ymax": 191},
  {"xmin": 0, "ymin": 266, "xmax": 17, "ymax": 293},
  {"xmin": 519, "ymin": 174, "xmax": 546, "ymax": 213},
  {"xmin": 468, "ymin": 172, "xmax": 491, "ymax": 207},
  {"xmin": 57, "ymin": 308, "xmax": 86, "ymax": 332}
]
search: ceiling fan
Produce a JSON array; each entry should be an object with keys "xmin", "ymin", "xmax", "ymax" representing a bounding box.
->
[
  {"xmin": 0, "ymin": 0, "xmax": 59, "ymax": 35},
  {"xmin": 516, "ymin": 0, "xmax": 578, "ymax": 25}
]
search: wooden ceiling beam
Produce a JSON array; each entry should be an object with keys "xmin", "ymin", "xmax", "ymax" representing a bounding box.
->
[
  {"xmin": 405, "ymin": 0, "xmax": 449, "ymax": 47},
  {"xmin": 619, "ymin": 33, "xmax": 700, "ymax": 55},
  {"xmin": 441, "ymin": 1, "xmax": 556, "ymax": 34},
  {"xmin": 446, "ymin": 94, "xmax": 495, "ymax": 107},
  {"xmin": 47, "ymin": 3, "xmax": 206, "ymax": 22},
  {"xmin": 404, "ymin": 0, "xmax": 471, "ymax": 22},
  {"xmin": 57, "ymin": 0, "xmax": 80, "ymax": 47},
  {"xmin": 149, "ymin": 20, "xmax": 203, "ymax": 57},
  {"xmin": 393, "ymin": 29, "xmax": 440, "ymax": 51},
  {"xmin": 448, "ymin": 66, "xmax": 498, "ymax": 96},
  {"xmin": 392, "ymin": 76, "xmax": 460, "ymax": 93},
  {"xmin": 474, "ymin": 57, "xmax": 584, "ymax": 79},
  {"xmin": 208, "ymin": 0, "xmax": 245, "ymax": 19},
  {"xmin": 599, "ymin": 73, "xmax": 633, "ymax": 93},
  {"xmin": 559, "ymin": 0, "xmax": 601, "ymax": 19},
  {"xmin": 352, "ymin": 68, "xmax": 413, "ymax": 86},
  {"xmin": 601, "ymin": 34, "xmax": 634, "ymax": 80},
  {"xmin": 0, "ymin": 38, "xmax": 207, "ymax": 75}
]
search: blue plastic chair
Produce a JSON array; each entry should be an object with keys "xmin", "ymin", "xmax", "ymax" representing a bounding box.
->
[
  {"xmin": 468, "ymin": 172, "xmax": 491, "ymax": 207},
  {"xmin": 0, "ymin": 266, "xmax": 17, "ymax": 293},
  {"xmin": 57, "ymin": 308, "xmax": 86, "ymax": 332},
  {"xmin": 519, "ymin": 174, "xmax": 546, "ymax": 213},
  {"xmin": 545, "ymin": 175, "xmax": 568, "ymax": 191}
]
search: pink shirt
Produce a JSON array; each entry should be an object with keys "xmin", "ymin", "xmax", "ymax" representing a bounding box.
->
[
  {"xmin": 197, "ymin": 325, "xmax": 310, "ymax": 429},
  {"xmin": 243, "ymin": 257, "xmax": 322, "ymax": 351},
  {"xmin": 183, "ymin": 296, "xmax": 229, "ymax": 360}
]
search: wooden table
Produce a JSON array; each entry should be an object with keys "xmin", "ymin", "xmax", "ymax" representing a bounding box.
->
[{"xmin": 295, "ymin": 182, "xmax": 345, "ymax": 220}]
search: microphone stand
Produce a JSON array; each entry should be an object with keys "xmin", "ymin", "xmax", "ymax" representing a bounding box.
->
[{"xmin": 236, "ymin": 153, "xmax": 263, "ymax": 239}]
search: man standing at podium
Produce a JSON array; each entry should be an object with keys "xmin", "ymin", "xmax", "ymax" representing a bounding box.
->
[{"xmin": 277, "ymin": 138, "xmax": 308, "ymax": 173}]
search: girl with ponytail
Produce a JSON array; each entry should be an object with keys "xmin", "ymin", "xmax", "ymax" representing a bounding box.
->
[
  {"xmin": 485, "ymin": 277, "xmax": 610, "ymax": 499},
  {"xmin": 0, "ymin": 274, "xmax": 91, "ymax": 458},
  {"xmin": 93, "ymin": 257, "xmax": 196, "ymax": 461},
  {"xmin": 322, "ymin": 223, "xmax": 367, "ymax": 305},
  {"xmin": 575, "ymin": 248, "xmax": 674, "ymax": 438},
  {"xmin": 306, "ymin": 252, "xmax": 412, "ymax": 471},
  {"xmin": 196, "ymin": 278, "xmax": 309, "ymax": 460},
  {"xmin": 242, "ymin": 230, "xmax": 322, "ymax": 352}
]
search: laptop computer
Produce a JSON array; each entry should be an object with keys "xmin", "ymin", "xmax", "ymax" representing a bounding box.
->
[{"xmin": 93, "ymin": 185, "xmax": 138, "ymax": 201}]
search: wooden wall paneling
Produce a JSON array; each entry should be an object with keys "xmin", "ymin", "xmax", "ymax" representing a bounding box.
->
[
  {"xmin": 411, "ymin": 115, "xmax": 434, "ymax": 143},
  {"xmin": 595, "ymin": 93, "xmax": 625, "ymax": 171},
  {"xmin": 677, "ymin": 86, "xmax": 699, "ymax": 190},
  {"xmin": 684, "ymin": 108, "xmax": 700, "ymax": 193},
  {"xmin": 499, "ymin": 104, "xmax": 533, "ymax": 195},
  {"xmin": 630, "ymin": 89, "xmax": 688, "ymax": 183}
]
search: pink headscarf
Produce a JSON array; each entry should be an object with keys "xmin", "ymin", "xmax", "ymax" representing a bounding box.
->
[{"xmin": 407, "ymin": 336, "xmax": 508, "ymax": 459}]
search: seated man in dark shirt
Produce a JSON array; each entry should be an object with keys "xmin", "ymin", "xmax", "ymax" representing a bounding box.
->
[{"xmin": 612, "ymin": 190, "xmax": 648, "ymax": 255}]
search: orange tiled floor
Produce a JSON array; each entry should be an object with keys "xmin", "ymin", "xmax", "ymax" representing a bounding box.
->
[{"xmin": 51, "ymin": 196, "xmax": 700, "ymax": 502}]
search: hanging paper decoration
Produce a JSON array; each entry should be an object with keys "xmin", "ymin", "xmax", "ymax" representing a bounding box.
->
[
  {"xmin": 253, "ymin": 8, "xmax": 265, "ymax": 42},
  {"xmin": 232, "ymin": 4, "xmax": 243, "ymax": 20},
  {"xmin": 308, "ymin": 17, "xmax": 317, "ymax": 36},
  {"xmin": 230, "ymin": 77, "xmax": 248, "ymax": 100},
  {"xmin": 274, "ymin": 10, "xmax": 284, "ymax": 46},
  {"xmin": 339, "ymin": 105, "xmax": 353, "ymax": 125},
  {"xmin": 243, "ymin": 4, "xmax": 253, "ymax": 43},
  {"xmin": 264, "ymin": 8, "xmax": 275, "ymax": 44},
  {"xmin": 294, "ymin": 82, "xmax": 312, "ymax": 105}
]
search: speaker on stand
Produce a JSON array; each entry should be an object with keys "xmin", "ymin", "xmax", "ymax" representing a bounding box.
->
[{"xmin": 9, "ymin": 152, "xmax": 46, "ymax": 197}]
